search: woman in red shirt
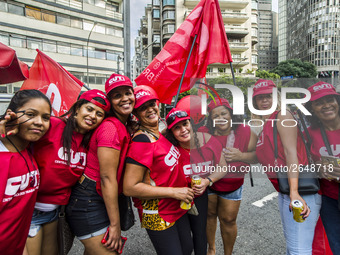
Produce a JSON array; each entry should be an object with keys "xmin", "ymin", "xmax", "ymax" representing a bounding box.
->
[
  {"xmin": 0, "ymin": 90, "xmax": 51, "ymax": 255},
  {"xmin": 66, "ymin": 74, "xmax": 136, "ymax": 255},
  {"xmin": 205, "ymin": 98, "xmax": 257, "ymax": 255},
  {"xmin": 124, "ymin": 86, "xmax": 195, "ymax": 255},
  {"xmin": 305, "ymin": 82, "xmax": 340, "ymax": 254}
]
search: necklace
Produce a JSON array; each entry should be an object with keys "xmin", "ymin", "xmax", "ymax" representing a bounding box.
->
[
  {"xmin": 6, "ymin": 137, "xmax": 36, "ymax": 187},
  {"xmin": 140, "ymin": 127, "xmax": 159, "ymax": 140}
]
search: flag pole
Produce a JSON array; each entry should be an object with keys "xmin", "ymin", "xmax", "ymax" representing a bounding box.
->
[
  {"xmin": 173, "ymin": 34, "xmax": 198, "ymax": 107},
  {"xmin": 83, "ymin": 84, "xmax": 90, "ymax": 90},
  {"xmin": 230, "ymin": 62, "xmax": 236, "ymax": 86}
]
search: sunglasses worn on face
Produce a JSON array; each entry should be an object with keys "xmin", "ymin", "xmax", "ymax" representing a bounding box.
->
[{"xmin": 166, "ymin": 111, "xmax": 188, "ymax": 126}]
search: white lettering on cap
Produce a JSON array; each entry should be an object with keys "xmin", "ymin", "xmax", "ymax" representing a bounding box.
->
[
  {"xmin": 136, "ymin": 90, "xmax": 151, "ymax": 99},
  {"xmin": 254, "ymin": 81, "xmax": 269, "ymax": 89},
  {"xmin": 313, "ymin": 83, "xmax": 333, "ymax": 92},
  {"xmin": 109, "ymin": 76, "xmax": 125, "ymax": 85}
]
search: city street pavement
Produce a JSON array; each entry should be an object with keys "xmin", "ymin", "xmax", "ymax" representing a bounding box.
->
[{"xmin": 69, "ymin": 169, "xmax": 286, "ymax": 255}]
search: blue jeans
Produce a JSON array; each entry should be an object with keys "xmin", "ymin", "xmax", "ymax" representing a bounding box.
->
[
  {"xmin": 278, "ymin": 192, "xmax": 321, "ymax": 255},
  {"xmin": 28, "ymin": 208, "xmax": 59, "ymax": 237},
  {"xmin": 320, "ymin": 195, "xmax": 340, "ymax": 255}
]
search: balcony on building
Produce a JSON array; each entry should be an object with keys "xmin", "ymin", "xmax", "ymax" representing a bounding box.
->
[
  {"xmin": 229, "ymin": 42, "xmax": 248, "ymax": 52},
  {"xmin": 221, "ymin": 11, "xmax": 249, "ymax": 23},
  {"xmin": 184, "ymin": 0, "xmax": 248, "ymax": 9},
  {"xmin": 225, "ymin": 25, "xmax": 249, "ymax": 37}
]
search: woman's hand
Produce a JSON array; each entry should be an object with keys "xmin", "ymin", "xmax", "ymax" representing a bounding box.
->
[
  {"xmin": 320, "ymin": 164, "xmax": 340, "ymax": 182},
  {"xmin": 0, "ymin": 110, "xmax": 19, "ymax": 137},
  {"xmin": 223, "ymin": 147, "xmax": 243, "ymax": 162},
  {"xmin": 192, "ymin": 178, "xmax": 209, "ymax": 196},
  {"xmin": 102, "ymin": 224, "xmax": 122, "ymax": 252},
  {"xmin": 289, "ymin": 191, "xmax": 311, "ymax": 219},
  {"xmin": 172, "ymin": 187, "xmax": 194, "ymax": 203}
]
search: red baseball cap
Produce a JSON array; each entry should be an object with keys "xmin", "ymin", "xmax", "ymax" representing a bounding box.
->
[
  {"xmin": 166, "ymin": 108, "xmax": 191, "ymax": 129},
  {"xmin": 134, "ymin": 85, "xmax": 159, "ymax": 109},
  {"xmin": 308, "ymin": 81, "xmax": 339, "ymax": 102},
  {"xmin": 177, "ymin": 95, "xmax": 205, "ymax": 125},
  {"xmin": 79, "ymin": 89, "xmax": 111, "ymax": 112},
  {"xmin": 207, "ymin": 98, "xmax": 233, "ymax": 112},
  {"xmin": 105, "ymin": 73, "xmax": 133, "ymax": 96},
  {"xmin": 252, "ymin": 79, "xmax": 277, "ymax": 97}
]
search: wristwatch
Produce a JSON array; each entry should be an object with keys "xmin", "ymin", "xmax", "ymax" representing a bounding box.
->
[{"xmin": 207, "ymin": 177, "xmax": 213, "ymax": 187}]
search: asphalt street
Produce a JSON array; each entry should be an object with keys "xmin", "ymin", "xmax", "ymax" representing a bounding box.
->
[{"xmin": 69, "ymin": 170, "xmax": 286, "ymax": 255}]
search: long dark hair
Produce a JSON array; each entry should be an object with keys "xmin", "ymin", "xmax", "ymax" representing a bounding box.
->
[
  {"xmin": 3, "ymin": 89, "xmax": 52, "ymax": 117},
  {"xmin": 206, "ymin": 106, "xmax": 240, "ymax": 135},
  {"xmin": 305, "ymin": 95, "xmax": 340, "ymax": 129},
  {"xmin": 61, "ymin": 97, "xmax": 108, "ymax": 165}
]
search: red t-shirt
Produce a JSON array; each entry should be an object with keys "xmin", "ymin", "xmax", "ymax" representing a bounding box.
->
[
  {"xmin": 0, "ymin": 149, "xmax": 40, "ymax": 255},
  {"xmin": 211, "ymin": 125, "xmax": 251, "ymax": 192},
  {"xmin": 127, "ymin": 134, "xmax": 188, "ymax": 223},
  {"xmin": 256, "ymin": 111, "xmax": 308, "ymax": 191},
  {"xmin": 84, "ymin": 117, "xmax": 131, "ymax": 195},
  {"xmin": 33, "ymin": 117, "xmax": 86, "ymax": 205},
  {"xmin": 308, "ymin": 127, "xmax": 339, "ymax": 200}
]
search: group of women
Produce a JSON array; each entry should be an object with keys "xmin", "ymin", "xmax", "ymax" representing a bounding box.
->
[{"xmin": 0, "ymin": 76, "xmax": 339, "ymax": 255}]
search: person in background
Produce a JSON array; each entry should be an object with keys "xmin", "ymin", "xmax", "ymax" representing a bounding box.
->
[
  {"xmin": 66, "ymin": 74, "xmax": 136, "ymax": 255},
  {"xmin": 205, "ymin": 98, "xmax": 257, "ymax": 255},
  {"xmin": 24, "ymin": 89, "xmax": 109, "ymax": 255},
  {"xmin": 165, "ymin": 100, "xmax": 229, "ymax": 255},
  {"xmin": 254, "ymin": 79, "xmax": 321, "ymax": 255},
  {"xmin": 124, "ymin": 86, "xmax": 194, "ymax": 255},
  {"xmin": 0, "ymin": 90, "xmax": 51, "ymax": 255},
  {"xmin": 305, "ymin": 82, "xmax": 340, "ymax": 254}
]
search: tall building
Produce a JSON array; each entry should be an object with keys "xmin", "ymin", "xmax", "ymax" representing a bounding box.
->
[
  {"xmin": 0, "ymin": 0, "xmax": 126, "ymax": 92},
  {"xmin": 257, "ymin": 0, "xmax": 278, "ymax": 70},
  {"xmin": 134, "ymin": 0, "xmax": 259, "ymax": 79},
  {"xmin": 278, "ymin": 0, "xmax": 339, "ymax": 84}
]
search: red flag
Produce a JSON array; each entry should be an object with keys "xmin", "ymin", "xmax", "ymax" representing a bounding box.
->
[
  {"xmin": 135, "ymin": 0, "xmax": 232, "ymax": 104},
  {"xmin": 21, "ymin": 50, "xmax": 83, "ymax": 116}
]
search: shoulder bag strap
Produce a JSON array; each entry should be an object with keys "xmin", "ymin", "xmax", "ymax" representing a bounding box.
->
[{"xmin": 320, "ymin": 125, "xmax": 333, "ymax": 156}]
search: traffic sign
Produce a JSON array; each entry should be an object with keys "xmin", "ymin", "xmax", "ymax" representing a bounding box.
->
[{"xmin": 281, "ymin": 75, "xmax": 293, "ymax": 80}]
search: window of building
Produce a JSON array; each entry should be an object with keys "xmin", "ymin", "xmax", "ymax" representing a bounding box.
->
[
  {"xmin": 27, "ymin": 38, "xmax": 42, "ymax": 50},
  {"xmin": 43, "ymin": 40, "xmax": 57, "ymax": 52},
  {"xmin": 10, "ymin": 35, "xmax": 26, "ymax": 48},
  {"xmin": 153, "ymin": 9, "xmax": 160, "ymax": 18},
  {"xmin": 107, "ymin": 51, "xmax": 118, "ymax": 61},
  {"xmin": 163, "ymin": 10, "xmax": 175, "ymax": 20},
  {"xmin": 95, "ymin": 49, "xmax": 106, "ymax": 59},
  {"xmin": 26, "ymin": 6, "xmax": 42, "ymax": 20},
  {"xmin": 57, "ymin": 43, "xmax": 71, "ymax": 54},
  {"xmin": 106, "ymin": 1, "xmax": 119, "ymax": 12},
  {"xmin": 8, "ymin": 3, "xmax": 24, "ymax": 15},
  {"xmin": 218, "ymin": 68, "xmax": 226, "ymax": 73},
  {"xmin": 0, "ymin": 1, "xmax": 7, "ymax": 12},
  {"xmin": 71, "ymin": 45, "xmax": 83, "ymax": 56},
  {"xmin": 163, "ymin": 24, "xmax": 175, "ymax": 34},
  {"xmin": 42, "ymin": 10, "xmax": 56, "ymax": 23},
  {"xmin": 0, "ymin": 33, "xmax": 9, "ymax": 45},
  {"xmin": 83, "ymin": 21, "xmax": 95, "ymax": 31},
  {"xmin": 71, "ymin": 17, "xmax": 83, "ymax": 29},
  {"xmin": 153, "ymin": 34, "xmax": 160, "ymax": 43},
  {"xmin": 153, "ymin": 0, "xmax": 160, "ymax": 6},
  {"xmin": 57, "ymin": 14, "xmax": 71, "ymax": 26},
  {"xmin": 252, "ymin": 55, "xmax": 258, "ymax": 64},
  {"xmin": 115, "ymin": 28, "xmax": 123, "ymax": 37},
  {"xmin": 94, "ymin": 24, "xmax": 106, "ymax": 34},
  {"xmin": 163, "ymin": 0, "xmax": 175, "ymax": 6}
]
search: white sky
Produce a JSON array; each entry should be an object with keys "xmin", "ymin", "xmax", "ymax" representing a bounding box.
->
[{"xmin": 130, "ymin": 0, "xmax": 279, "ymax": 56}]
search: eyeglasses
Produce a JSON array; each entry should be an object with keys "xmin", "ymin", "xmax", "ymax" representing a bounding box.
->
[{"xmin": 166, "ymin": 111, "xmax": 188, "ymax": 127}]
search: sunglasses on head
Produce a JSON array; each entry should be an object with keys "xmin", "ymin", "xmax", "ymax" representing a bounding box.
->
[{"xmin": 166, "ymin": 111, "xmax": 188, "ymax": 126}]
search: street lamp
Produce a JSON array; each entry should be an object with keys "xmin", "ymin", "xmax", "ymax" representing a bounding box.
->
[
  {"xmin": 234, "ymin": 57, "xmax": 248, "ymax": 73},
  {"xmin": 136, "ymin": 40, "xmax": 157, "ymax": 75},
  {"xmin": 86, "ymin": 22, "xmax": 97, "ymax": 87},
  {"xmin": 117, "ymin": 54, "xmax": 123, "ymax": 74}
]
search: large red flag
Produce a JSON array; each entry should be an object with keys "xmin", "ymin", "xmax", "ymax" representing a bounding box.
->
[
  {"xmin": 21, "ymin": 50, "xmax": 83, "ymax": 116},
  {"xmin": 135, "ymin": 0, "xmax": 232, "ymax": 103}
]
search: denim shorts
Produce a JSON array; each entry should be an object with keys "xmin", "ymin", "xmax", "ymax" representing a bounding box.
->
[
  {"xmin": 207, "ymin": 185, "xmax": 243, "ymax": 201},
  {"xmin": 66, "ymin": 175, "xmax": 110, "ymax": 239},
  {"xmin": 28, "ymin": 208, "xmax": 60, "ymax": 237}
]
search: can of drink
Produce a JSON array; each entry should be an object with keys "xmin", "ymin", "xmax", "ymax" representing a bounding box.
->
[
  {"xmin": 291, "ymin": 200, "xmax": 305, "ymax": 223},
  {"xmin": 180, "ymin": 201, "xmax": 192, "ymax": 210},
  {"xmin": 191, "ymin": 175, "xmax": 202, "ymax": 187}
]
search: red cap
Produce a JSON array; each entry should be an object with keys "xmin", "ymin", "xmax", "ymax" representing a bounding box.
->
[
  {"xmin": 134, "ymin": 85, "xmax": 159, "ymax": 109},
  {"xmin": 207, "ymin": 98, "xmax": 232, "ymax": 112},
  {"xmin": 79, "ymin": 89, "xmax": 111, "ymax": 112},
  {"xmin": 166, "ymin": 108, "xmax": 190, "ymax": 129},
  {"xmin": 308, "ymin": 81, "xmax": 339, "ymax": 102},
  {"xmin": 105, "ymin": 73, "xmax": 133, "ymax": 96},
  {"xmin": 252, "ymin": 79, "xmax": 277, "ymax": 97}
]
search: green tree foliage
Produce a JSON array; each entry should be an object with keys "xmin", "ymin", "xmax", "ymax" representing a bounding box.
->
[
  {"xmin": 256, "ymin": 70, "xmax": 280, "ymax": 79},
  {"xmin": 271, "ymin": 59, "xmax": 317, "ymax": 78}
]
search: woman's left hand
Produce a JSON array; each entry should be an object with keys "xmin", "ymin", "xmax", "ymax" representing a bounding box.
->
[
  {"xmin": 192, "ymin": 178, "xmax": 209, "ymax": 196},
  {"xmin": 289, "ymin": 191, "xmax": 311, "ymax": 219},
  {"xmin": 102, "ymin": 224, "xmax": 122, "ymax": 252},
  {"xmin": 223, "ymin": 147, "xmax": 243, "ymax": 162}
]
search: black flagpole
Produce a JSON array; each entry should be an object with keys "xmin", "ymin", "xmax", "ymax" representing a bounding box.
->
[{"xmin": 173, "ymin": 34, "xmax": 198, "ymax": 107}]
